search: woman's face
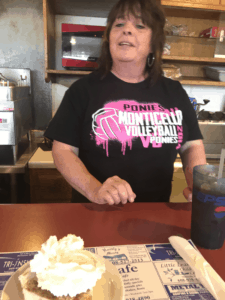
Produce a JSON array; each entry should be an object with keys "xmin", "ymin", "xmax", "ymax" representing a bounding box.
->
[{"xmin": 109, "ymin": 12, "xmax": 152, "ymax": 67}]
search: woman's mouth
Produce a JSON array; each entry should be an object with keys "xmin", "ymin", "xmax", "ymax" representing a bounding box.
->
[{"xmin": 119, "ymin": 42, "xmax": 134, "ymax": 47}]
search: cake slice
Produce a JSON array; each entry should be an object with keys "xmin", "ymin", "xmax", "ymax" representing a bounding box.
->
[
  {"xmin": 18, "ymin": 235, "xmax": 106, "ymax": 300},
  {"xmin": 19, "ymin": 267, "xmax": 92, "ymax": 300}
]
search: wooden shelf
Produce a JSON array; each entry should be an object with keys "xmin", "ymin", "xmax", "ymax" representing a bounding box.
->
[
  {"xmin": 162, "ymin": 55, "xmax": 225, "ymax": 63},
  {"xmin": 166, "ymin": 35, "xmax": 223, "ymax": 44},
  {"xmin": 43, "ymin": 0, "xmax": 225, "ymax": 87},
  {"xmin": 45, "ymin": 69, "xmax": 91, "ymax": 82},
  {"xmin": 49, "ymin": 0, "xmax": 225, "ymax": 16},
  {"xmin": 45, "ymin": 70, "xmax": 225, "ymax": 86},
  {"xmin": 179, "ymin": 76, "xmax": 225, "ymax": 86},
  {"xmin": 47, "ymin": 69, "xmax": 91, "ymax": 75},
  {"xmin": 161, "ymin": 1, "xmax": 225, "ymax": 11},
  {"xmin": 163, "ymin": 6, "xmax": 222, "ymax": 19}
]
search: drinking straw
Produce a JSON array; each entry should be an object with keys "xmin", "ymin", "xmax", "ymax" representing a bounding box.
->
[{"xmin": 218, "ymin": 148, "xmax": 225, "ymax": 179}]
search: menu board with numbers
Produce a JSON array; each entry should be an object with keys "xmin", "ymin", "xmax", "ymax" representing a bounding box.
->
[{"xmin": 0, "ymin": 242, "xmax": 215, "ymax": 300}]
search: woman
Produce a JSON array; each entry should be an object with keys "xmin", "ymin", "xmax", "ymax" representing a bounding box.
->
[{"xmin": 44, "ymin": 0, "xmax": 206, "ymax": 205}]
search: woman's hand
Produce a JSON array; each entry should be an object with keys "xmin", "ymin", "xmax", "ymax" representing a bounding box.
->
[
  {"xmin": 92, "ymin": 176, "xmax": 136, "ymax": 205},
  {"xmin": 183, "ymin": 166, "xmax": 193, "ymax": 202},
  {"xmin": 183, "ymin": 187, "xmax": 192, "ymax": 202},
  {"xmin": 180, "ymin": 140, "xmax": 207, "ymax": 203}
]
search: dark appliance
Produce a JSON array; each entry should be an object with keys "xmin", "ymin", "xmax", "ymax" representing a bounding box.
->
[{"xmin": 62, "ymin": 23, "xmax": 106, "ymax": 70}]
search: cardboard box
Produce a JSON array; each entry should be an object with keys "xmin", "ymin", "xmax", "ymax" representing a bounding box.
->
[{"xmin": 199, "ymin": 26, "xmax": 225, "ymax": 38}]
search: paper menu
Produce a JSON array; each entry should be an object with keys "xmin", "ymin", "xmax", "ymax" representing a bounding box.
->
[
  {"xmin": 0, "ymin": 251, "xmax": 38, "ymax": 298},
  {"xmin": 0, "ymin": 242, "xmax": 219, "ymax": 300},
  {"xmin": 95, "ymin": 242, "xmax": 217, "ymax": 300}
]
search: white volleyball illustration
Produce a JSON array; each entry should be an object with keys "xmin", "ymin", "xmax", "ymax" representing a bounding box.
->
[{"xmin": 92, "ymin": 108, "xmax": 122, "ymax": 140}]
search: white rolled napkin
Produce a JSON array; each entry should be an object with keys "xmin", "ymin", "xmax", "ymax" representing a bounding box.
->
[{"xmin": 169, "ymin": 236, "xmax": 225, "ymax": 300}]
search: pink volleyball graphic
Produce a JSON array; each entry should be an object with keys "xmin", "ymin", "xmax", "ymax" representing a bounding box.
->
[
  {"xmin": 91, "ymin": 100, "xmax": 184, "ymax": 156},
  {"xmin": 92, "ymin": 108, "xmax": 122, "ymax": 140}
]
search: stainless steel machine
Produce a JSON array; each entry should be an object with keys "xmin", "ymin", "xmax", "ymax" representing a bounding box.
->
[
  {"xmin": 0, "ymin": 68, "xmax": 33, "ymax": 165},
  {"xmin": 192, "ymin": 99, "xmax": 225, "ymax": 158},
  {"xmin": 199, "ymin": 121, "xmax": 225, "ymax": 158}
]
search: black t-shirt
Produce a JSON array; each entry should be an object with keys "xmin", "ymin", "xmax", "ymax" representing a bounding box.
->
[{"xmin": 45, "ymin": 71, "xmax": 203, "ymax": 202}]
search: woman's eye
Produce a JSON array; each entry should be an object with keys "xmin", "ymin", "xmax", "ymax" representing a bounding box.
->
[
  {"xmin": 136, "ymin": 24, "xmax": 145, "ymax": 29},
  {"xmin": 115, "ymin": 23, "xmax": 124, "ymax": 27}
]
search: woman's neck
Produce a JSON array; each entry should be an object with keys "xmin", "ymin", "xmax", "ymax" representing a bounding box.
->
[{"xmin": 111, "ymin": 62, "xmax": 147, "ymax": 83}]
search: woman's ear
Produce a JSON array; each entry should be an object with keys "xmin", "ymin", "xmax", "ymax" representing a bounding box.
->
[{"xmin": 147, "ymin": 53, "xmax": 155, "ymax": 67}]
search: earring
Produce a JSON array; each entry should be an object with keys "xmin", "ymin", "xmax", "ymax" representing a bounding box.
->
[{"xmin": 147, "ymin": 53, "xmax": 155, "ymax": 67}]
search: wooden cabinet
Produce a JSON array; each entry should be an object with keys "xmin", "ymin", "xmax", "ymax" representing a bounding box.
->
[
  {"xmin": 161, "ymin": 0, "xmax": 222, "ymax": 9},
  {"xmin": 163, "ymin": 7, "xmax": 225, "ymax": 86},
  {"xmin": 170, "ymin": 168, "xmax": 187, "ymax": 203},
  {"xmin": 29, "ymin": 168, "xmax": 72, "ymax": 203},
  {"xmin": 43, "ymin": 0, "xmax": 225, "ymax": 86}
]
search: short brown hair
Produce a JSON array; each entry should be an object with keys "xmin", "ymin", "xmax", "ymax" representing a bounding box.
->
[{"xmin": 97, "ymin": 0, "xmax": 166, "ymax": 85}]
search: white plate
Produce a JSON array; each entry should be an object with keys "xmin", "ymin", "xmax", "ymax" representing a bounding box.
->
[{"xmin": 1, "ymin": 260, "xmax": 123, "ymax": 300}]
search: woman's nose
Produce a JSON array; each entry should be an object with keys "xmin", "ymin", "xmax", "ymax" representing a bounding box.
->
[
  {"xmin": 123, "ymin": 30, "xmax": 132, "ymax": 35},
  {"xmin": 123, "ymin": 22, "xmax": 133, "ymax": 35}
]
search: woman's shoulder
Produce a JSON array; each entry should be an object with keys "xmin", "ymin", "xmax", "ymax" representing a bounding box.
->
[
  {"xmin": 159, "ymin": 75, "xmax": 183, "ymax": 89},
  {"xmin": 153, "ymin": 76, "xmax": 186, "ymax": 98}
]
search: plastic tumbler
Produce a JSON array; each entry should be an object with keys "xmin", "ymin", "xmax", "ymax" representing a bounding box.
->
[{"xmin": 191, "ymin": 165, "xmax": 225, "ymax": 249}]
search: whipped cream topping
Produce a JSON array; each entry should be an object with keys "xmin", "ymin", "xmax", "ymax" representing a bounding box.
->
[{"xmin": 30, "ymin": 234, "xmax": 105, "ymax": 297}]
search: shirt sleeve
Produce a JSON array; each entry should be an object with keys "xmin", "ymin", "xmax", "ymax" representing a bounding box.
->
[
  {"xmin": 44, "ymin": 78, "xmax": 89, "ymax": 147},
  {"xmin": 178, "ymin": 84, "xmax": 203, "ymax": 142}
]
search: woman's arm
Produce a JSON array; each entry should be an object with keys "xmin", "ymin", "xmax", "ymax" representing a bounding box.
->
[
  {"xmin": 52, "ymin": 140, "xmax": 102, "ymax": 202},
  {"xmin": 52, "ymin": 140, "xmax": 136, "ymax": 205},
  {"xmin": 179, "ymin": 140, "xmax": 207, "ymax": 202}
]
